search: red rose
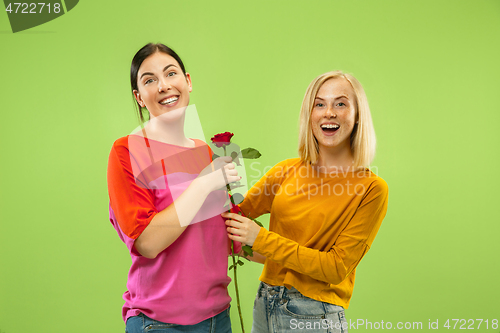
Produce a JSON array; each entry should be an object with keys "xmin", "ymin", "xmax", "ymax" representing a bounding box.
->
[
  {"xmin": 230, "ymin": 202, "xmax": 243, "ymax": 215},
  {"xmin": 211, "ymin": 132, "xmax": 234, "ymax": 148}
]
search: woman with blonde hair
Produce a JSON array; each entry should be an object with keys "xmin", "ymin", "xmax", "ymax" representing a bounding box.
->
[{"xmin": 223, "ymin": 71, "xmax": 388, "ymax": 332}]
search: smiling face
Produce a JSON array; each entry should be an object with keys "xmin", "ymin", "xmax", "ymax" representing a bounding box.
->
[
  {"xmin": 311, "ymin": 77, "xmax": 357, "ymax": 155},
  {"xmin": 133, "ymin": 52, "xmax": 192, "ymax": 118}
]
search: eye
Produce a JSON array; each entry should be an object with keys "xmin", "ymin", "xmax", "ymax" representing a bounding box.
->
[
  {"xmin": 167, "ymin": 71, "xmax": 176, "ymax": 77},
  {"xmin": 315, "ymin": 103, "xmax": 325, "ymax": 107},
  {"xmin": 336, "ymin": 102, "xmax": 346, "ymax": 107},
  {"xmin": 144, "ymin": 78, "xmax": 154, "ymax": 85}
]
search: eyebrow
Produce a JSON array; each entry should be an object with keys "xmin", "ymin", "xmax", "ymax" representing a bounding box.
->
[
  {"xmin": 315, "ymin": 95, "xmax": 349, "ymax": 101},
  {"xmin": 139, "ymin": 64, "xmax": 177, "ymax": 79}
]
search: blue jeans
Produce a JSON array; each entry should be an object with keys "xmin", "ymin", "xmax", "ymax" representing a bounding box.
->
[
  {"xmin": 252, "ymin": 282, "xmax": 348, "ymax": 333},
  {"xmin": 126, "ymin": 308, "xmax": 231, "ymax": 333}
]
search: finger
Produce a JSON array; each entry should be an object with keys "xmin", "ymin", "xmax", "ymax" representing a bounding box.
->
[
  {"xmin": 227, "ymin": 233, "xmax": 245, "ymax": 243},
  {"xmin": 225, "ymin": 219, "xmax": 242, "ymax": 227},
  {"xmin": 221, "ymin": 168, "xmax": 238, "ymax": 180},
  {"xmin": 233, "ymin": 213, "xmax": 248, "ymax": 222},
  {"xmin": 225, "ymin": 170, "xmax": 238, "ymax": 177},
  {"xmin": 228, "ymin": 178, "xmax": 241, "ymax": 184},
  {"xmin": 222, "ymin": 212, "xmax": 240, "ymax": 220},
  {"xmin": 224, "ymin": 162, "xmax": 236, "ymax": 169},
  {"xmin": 225, "ymin": 219, "xmax": 236, "ymax": 227},
  {"xmin": 218, "ymin": 156, "xmax": 232, "ymax": 163},
  {"xmin": 224, "ymin": 167, "xmax": 237, "ymax": 175},
  {"xmin": 227, "ymin": 226, "xmax": 242, "ymax": 235}
]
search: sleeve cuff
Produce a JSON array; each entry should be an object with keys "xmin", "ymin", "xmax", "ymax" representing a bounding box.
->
[{"xmin": 252, "ymin": 227, "xmax": 269, "ymax": 253}]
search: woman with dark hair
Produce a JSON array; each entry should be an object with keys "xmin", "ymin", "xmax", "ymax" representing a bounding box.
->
[
  {"xmin": 107, "ymin": 43, "xmax": 239, "ymax": 333},
  {"xmin": 223, "ymin": 71, "xmax": 388, "ymax": 332}
]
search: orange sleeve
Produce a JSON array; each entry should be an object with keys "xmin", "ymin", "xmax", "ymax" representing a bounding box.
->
[
  {"xmin": 252, "ymin": 179, "xmax": 389, "ymax": 285},
  {"xmin": 107, "ymin": 138, "xmax": 158, "ymax": 240},
  {"xmin": 239, "ymin": 159, "xmax": 290, "ymax": 219}
]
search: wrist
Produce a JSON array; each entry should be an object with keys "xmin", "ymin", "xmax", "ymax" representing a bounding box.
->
[
  {"xmin": 191, "ymin": 177, "xmax": 211, "ymax": 197},
  {"xmin": 251, "ymin": 227, "xmax": 265, "ymax": 249}
]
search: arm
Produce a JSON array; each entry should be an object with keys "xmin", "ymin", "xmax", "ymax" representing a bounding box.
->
[
  {"xmin": 137, "ymin": 157, "xmax": 240, "ymax": 258},
  {"xmin": 134, "ymin": 169, "xmax": 230, "ymax": 258},
  {"xmin": 235, "ymin": 248, "xmax": 266, "ymax": 264},
  {"xmin": 225, "ymin": 160, "xmax": 293, "ymax": 264},
  {"xmin": 238, "ymin": 159, "xmax": 291, "ymax": 219},
  {"xmin": 108, "ymin": 142, "xmax": 239, "ymax": 259},
  {"xmin": 243, "ymin": 250, "xmax": 266, "ymax": 264},
  {"xmin": 225, "ymin": 180, "xmax": 388, "ymax": 284}
]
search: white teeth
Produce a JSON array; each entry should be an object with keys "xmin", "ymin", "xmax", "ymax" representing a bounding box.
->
[
  {"xmin": 160, "ymin": 97, "xmax": 178, "ymax": 105},
  {"xmin": 321, "ymin": 124, "xmax": 340, "ymax": 129}
]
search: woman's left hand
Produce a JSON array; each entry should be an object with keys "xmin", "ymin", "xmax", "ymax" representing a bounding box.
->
[{"xmin": 222, "ymin": 212, "xmax": 262, "ymax": 246}]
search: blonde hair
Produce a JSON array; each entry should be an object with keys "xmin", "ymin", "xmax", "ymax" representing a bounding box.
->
[{"xmin": 298, "ymin": 71, "xmax": 376, "ymax": 167}]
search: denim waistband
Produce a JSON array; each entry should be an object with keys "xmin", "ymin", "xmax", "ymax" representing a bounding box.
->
[{"xmin": 258, "ymin": 281, "xmax": 305, "ymax": 298}]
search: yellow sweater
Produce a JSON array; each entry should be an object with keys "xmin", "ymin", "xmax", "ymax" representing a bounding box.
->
[{"xmin": 239, "ymin": 158, "xmax": 388, "ymax": 309}]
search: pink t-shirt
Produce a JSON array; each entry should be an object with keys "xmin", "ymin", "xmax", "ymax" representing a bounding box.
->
[{"xmin": 107, "ymin": 135, "xmax": 238, "ymax": 325}]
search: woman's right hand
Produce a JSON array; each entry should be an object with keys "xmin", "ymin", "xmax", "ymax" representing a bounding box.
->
[{"xmin": 196, "ymin": 156, "xmax": 240, "ymax": 193}]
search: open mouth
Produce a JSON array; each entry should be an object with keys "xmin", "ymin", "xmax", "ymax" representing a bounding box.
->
[
  {"xmin": 321, "ymin": 123, "xmax": 340, "ymax": 134},
  {"xmin": 159, "ymin": 96, "xmax": 179, "ymax": 105}
]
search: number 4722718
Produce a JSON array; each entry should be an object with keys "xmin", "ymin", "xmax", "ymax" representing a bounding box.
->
[
  {"xmin": 444, "ymin": 319, "xmax": 499, "ymax": 330},
  {"xmin": 5, "ymin": 3, "xmax": 62, "ymax": 14}
]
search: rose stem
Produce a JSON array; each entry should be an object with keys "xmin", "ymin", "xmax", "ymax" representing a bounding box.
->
[{"xmin": 224, "ymin": 145, "xmax": 245, "ymax": 333}]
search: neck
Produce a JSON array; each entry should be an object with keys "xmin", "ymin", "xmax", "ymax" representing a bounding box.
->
[
  {"xmin": 316, "ymin": 143, "xmax": 356, "ymax": 171},
  {"xmin": 142, "ymin": 108, "xmax": 192, "ymax": 147}
]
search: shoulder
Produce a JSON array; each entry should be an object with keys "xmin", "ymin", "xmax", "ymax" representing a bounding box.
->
[
  {"xmin": 368, "ymin": 171, "xmax": 388, "ymax": 192},
  {"xmin": 279, "ymin": 158, "xmax": 301, "ymax": 166},
  {"xmin": 110, "ymin": 135, "xmax": 131, "ymax": 152},
  {"xmin": 360, "ymin": 171, "xmax": 388, "ymax": 201},
  {"xmin": 108, "ymin": 136, "xmax": 132, "ymax": 168},
  {"xmin": 108, "ymin": 135, "xmax": 146, "ymax": 171},
  {"xmin": 272, "ymin": 158, "xmax": 302, "ymax": 170},
  {"xmin": 263, "ymin": 158, "xmax": 302, "ymax": 178}
]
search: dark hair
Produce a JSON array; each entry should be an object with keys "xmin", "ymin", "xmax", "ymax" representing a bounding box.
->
[{"xmin": 130, "ymin": 43, "xmax": 187, "ymax": 123}]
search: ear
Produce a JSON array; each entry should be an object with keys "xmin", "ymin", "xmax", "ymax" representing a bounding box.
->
[
  {"xmin": 185, "ymin": 73, "xmax": 193, "ymax": 93},
  {"xmin": 133, "ymin": 90, "xmax": 145, "ymax": 108}
]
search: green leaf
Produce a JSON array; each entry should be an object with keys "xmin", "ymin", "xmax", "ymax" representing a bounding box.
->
[
  {"xmin": 242, "ymin": 245, "xmax": 253, "ymax": 257},
  {"xmin": 212, "ymin": 153, "xmax": 220, "ymax": 160},
  {"xmin": 237, "ymin": 260, "xmax": 244, "ymax": 266},
  {"xmin": 230, "ymin": 151, "xmax": 242, "ymax": 166},
  {"xmin": 247, "ymin": 214, "xmax": 264, "ymax": 227},
  {"xmin": 232, "ymin": 193, "xmax": 244, "ymax": 205},
  {"xmin": 241, "ymin": 148, "xmax": 261, "ymax": 159},
  {"xmin": 229, "ymin": 264, "xmax": 235, "ymax": 270}
]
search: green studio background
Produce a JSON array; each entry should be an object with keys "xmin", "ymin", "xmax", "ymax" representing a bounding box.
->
[{"xmin": 1, "ymin": 0, "xmax": 499, "ymax": 332}]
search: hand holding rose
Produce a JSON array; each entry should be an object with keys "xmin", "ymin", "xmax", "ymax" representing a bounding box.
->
[
  {"xmin": 196, "ymin": 156, "xmax": 240, "ymax": 193},
  {"xmin": 222, "ymin": 212, "xmax": 262, "ymax": 246}
]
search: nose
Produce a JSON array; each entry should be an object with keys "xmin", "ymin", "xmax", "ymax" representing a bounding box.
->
[
  {"xmin": 325, "ymin": 106, "xmax": 337, "ymax": 118},
  {"xmin": 158, "ymin": 77, "xmax": 170, "ymax": 93}
]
